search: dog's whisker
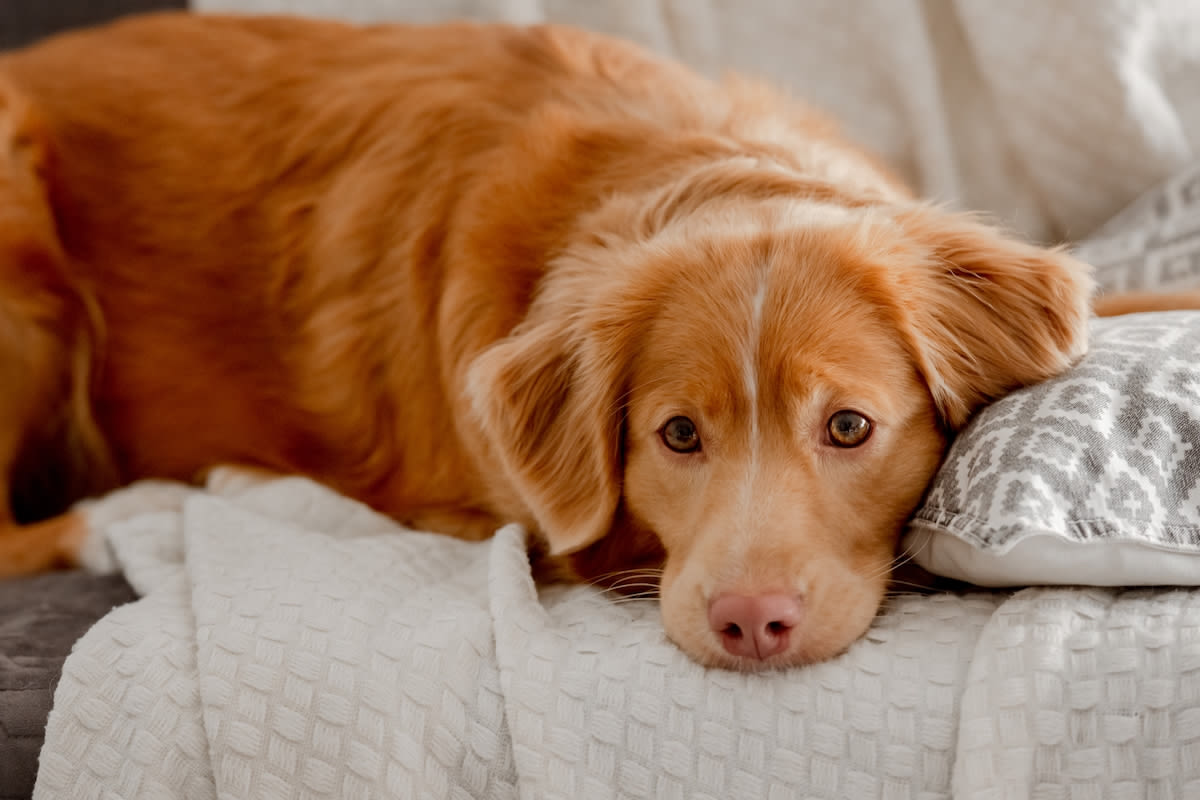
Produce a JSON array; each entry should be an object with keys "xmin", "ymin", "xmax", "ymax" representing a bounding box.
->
[
  {"xmin": 860, "ymin": 553, "xmax": 914, "ymax": 585},
  {"xmin": 604, "ymin": 583, "xmax": 663, "ymax": 594},
  {"xmin": 588, "ymin": 568, "xmax": 663, "ymax": 579},
  {"xmin": 605, "ymin": 593, "xmax": 660, "ymax": 604},
  {"xmin": 606, "ymin": 586, "xmax": 661, "ymax": 596},
  {"xmin": 606, "ymin": 574, "xmax": 664, "ymax": 584},
  {"xmin": 588, "ymin": 566, "xmax": 666, "ymax": 581},
  {"xmin": 862, "ymin": 534, "xmax": 931, "ymax": 584},
  {"xmin": 885, "ymin": 579, "xmax": 941, "ymax": 591},
  {"xmin": 586, "ymin": 570, "xmax": 665, "ymax": 591},
  {"xmin": 586, "ymin": 579, "xmax": 663, "ymax": 596}
]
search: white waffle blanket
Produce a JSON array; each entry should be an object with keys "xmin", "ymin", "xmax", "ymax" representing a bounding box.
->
[{"xmin": 32, "ymin": 476, "xmax": 1200, "ymax": 798}]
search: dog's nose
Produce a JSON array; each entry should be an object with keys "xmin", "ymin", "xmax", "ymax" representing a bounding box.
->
[{"xmin": 708, "ymin": 593, "xmax": 802, "ymax": 660}]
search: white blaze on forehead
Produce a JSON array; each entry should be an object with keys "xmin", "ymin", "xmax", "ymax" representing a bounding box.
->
[
  {"xmin": 741, "ymin": 267, "xmax": 769, "ymax": 525},
  {"xmin": 745, "ymin": 278, "xmax": 767, "ymax": 439}
]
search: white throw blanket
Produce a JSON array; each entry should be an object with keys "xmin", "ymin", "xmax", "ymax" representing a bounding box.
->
[
  {"xmin": 34, "ymin": 476, "xmax": 1200, "ymax": 798},
  {"xmin": 192, "ymin": 0, "xmax": 1200, "ymax": 245}
]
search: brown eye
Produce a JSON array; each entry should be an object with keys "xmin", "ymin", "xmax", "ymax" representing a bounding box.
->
[
  {"xmin": 661, "ymin": 416, "xmax": 701, "ymax": 453},
  {"xmin": 828, "ymin": 410, "xmax": 872, "ymax": 448}
]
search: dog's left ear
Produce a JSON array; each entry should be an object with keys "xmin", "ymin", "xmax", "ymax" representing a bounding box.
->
[
  {"xmin": 466, "ymin": 315, "xmax": 628, "ymax": 555},
  {"xmin": 891, "ymin": 208, "xmax": 1094, "ymax": 430}
]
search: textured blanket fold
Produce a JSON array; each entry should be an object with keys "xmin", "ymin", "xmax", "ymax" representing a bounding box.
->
[{"xmin": 35, "ymin": 476, "xmax": 1200, "ymax": 798}]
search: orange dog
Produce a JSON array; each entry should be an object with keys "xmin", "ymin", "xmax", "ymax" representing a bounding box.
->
[{"xmin": 0, "ymin": 13, "xmax": 1142, "ymax": 669}]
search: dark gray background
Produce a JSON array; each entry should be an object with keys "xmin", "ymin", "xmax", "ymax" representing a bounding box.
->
[{"xmin": 1, "ymin": 0, "xmax": 187, "ymax": 50}]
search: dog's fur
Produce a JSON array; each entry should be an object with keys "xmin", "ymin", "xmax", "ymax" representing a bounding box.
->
[{"xmin": 0, "ymin": 13, "xmax": 1139, "ymax": 668}]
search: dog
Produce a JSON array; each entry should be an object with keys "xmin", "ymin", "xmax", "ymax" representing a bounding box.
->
[{"xmin": 0, "ymin": 13, "xmax": 1182, "ymax": 670}]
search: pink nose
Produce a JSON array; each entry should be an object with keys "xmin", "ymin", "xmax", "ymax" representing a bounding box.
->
[{"xmin": 708, "ymin": 593, "xmax": 802, "ymax": 660}]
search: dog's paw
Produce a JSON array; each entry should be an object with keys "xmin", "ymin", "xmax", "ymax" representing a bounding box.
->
[
  {"xmin": 70, "ymin": 480, "xmax": 196, "ymax": 573},
  {"xmin": 64, "ymin": 514, "xmax": 119, "ymax": 574}
]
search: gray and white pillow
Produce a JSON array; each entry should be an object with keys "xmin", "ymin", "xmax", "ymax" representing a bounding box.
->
[
  {"xmin": 902, "ymin": 161, "xmax": 1200, "ymax": 587},
  {"xmin": 903, "ymin": 311, "xmax": 1200, "ymax": 586}
]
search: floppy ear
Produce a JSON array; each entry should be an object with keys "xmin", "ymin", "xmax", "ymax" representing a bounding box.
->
[
  {"xmin": 892, "ymin": 209, "xmax": 1094, "ymax": 430},
  {"xmin": 466, "ymin": 318, "xmax": 626, "ymax": 555}
]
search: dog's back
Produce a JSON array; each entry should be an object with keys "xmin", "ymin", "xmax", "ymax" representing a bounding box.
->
[{"xmin": 0, "ymin": 16, "xmax": 684, "ymax": 523}]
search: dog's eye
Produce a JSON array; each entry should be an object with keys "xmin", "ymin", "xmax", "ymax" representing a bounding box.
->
[
  {"xmin": 828, "ymin": 410, "xmax": 872, "ymax": 448},
  {"xmin": 661, "ymin": 416, "xmax": 701, "ymax": 453}
]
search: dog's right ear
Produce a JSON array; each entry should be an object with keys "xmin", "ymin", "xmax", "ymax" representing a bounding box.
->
[{"xmin": 466, "ymin": 317, "xmax": 627, "ymax": 556}]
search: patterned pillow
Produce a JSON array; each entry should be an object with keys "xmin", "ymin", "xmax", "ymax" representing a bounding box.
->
[{"xmin": 902, "ymin": 311, "xmax": 1200, "ymax": 586}]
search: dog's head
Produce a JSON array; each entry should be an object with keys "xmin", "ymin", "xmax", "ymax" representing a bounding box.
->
[{"xmin": 468, "ymin": 174, "xmax": 1091, "ymax": 670}]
